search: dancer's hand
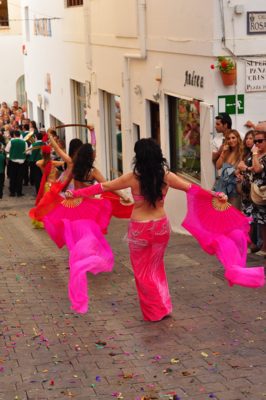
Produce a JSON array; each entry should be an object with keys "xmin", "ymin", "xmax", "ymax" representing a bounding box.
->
[
  {"xmin": 216, "ymin": 192, "xmax": 228, "ymax": 202},
  {"xmin": 48, "ymin": 127, "xmax": 55, "ymax": 136},
  {"xmin": 122, "ymin": 196, "xmax": 131, "ymax": 203},
  {"xmin": 65, "ymin": 190, "xmax": 74, "ymax": 198}
]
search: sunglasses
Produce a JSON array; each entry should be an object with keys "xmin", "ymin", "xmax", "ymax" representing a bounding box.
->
[{"xmin": 253, "ymin": 139, "xmax": 266, "ymax": 144}]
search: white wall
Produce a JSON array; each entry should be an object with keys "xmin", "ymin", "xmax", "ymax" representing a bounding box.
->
[
  {"xmin": 0, "ymin": 0, "xmax": 24, "ymax": 107},
  {"xmin": 86, "ymin": 0, "xmax": 266, "ymax": 233},
  {"xmin": 20, "ymin": 0, "xmax": 88, "ymax": 146}
]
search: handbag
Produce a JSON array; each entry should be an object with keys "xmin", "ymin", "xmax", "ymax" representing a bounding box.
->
[{"xmin": 250, "ymin": 172, "xmax": 266, "ymax": 206}]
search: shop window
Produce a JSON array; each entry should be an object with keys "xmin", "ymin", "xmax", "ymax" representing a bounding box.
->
[
  {"xmin": 0, "ymin": 0, "xmax": 9, "ymax": 27},
  {"xmin": 73, "ymin": 81, "xmax": 88, "ymax": 143},
  {"xmin": 67, "ymin": 0, "xmax": 83, "ymax": 7},
  {"xmin": 168, "ymin": 96, "xmax": 201, "ymax": 182}
]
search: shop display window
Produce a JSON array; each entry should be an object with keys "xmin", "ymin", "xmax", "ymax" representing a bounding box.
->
[{"xmin": 168, "ymin": 96, "xmax": 201, "ymax": 182}]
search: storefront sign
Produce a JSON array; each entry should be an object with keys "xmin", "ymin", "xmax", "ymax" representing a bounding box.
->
[
  {"xmin": 184, "ymin": 71, "xmax": 204, "ymax": 88},
  {"xmin": 246, "ymin": 59, "xmax": 266, "ymax": 91},
  {"xmin": 247, "ymin": 12, "xmax": 266, "ymax": 34},
  {"xmin": 218, "ymin": 94, "xmax": 245, "ymax": 115}
]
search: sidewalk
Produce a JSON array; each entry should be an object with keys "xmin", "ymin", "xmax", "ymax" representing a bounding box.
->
[{"xmin": 0, "ymin": 186, "xmax": 266, "ymax": 400}]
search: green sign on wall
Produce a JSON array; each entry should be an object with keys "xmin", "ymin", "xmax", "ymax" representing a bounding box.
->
[{"xmin": 218, "ymin": 94, "xmax": 245, "ymax": 115}]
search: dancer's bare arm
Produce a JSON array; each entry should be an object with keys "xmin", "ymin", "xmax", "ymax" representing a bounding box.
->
[
  {"xmin": 167, "ymin": 172, "xmax": 191, "ymax": 192},
  {"xmin": 47, "ymin": 128, "xmax": 72, "ymax": 166},
  {"xmin": 93, "ymin": 169, "xmax": 131, "ymax": 201}
]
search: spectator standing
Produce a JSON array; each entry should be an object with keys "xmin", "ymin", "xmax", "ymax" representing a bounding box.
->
[
  {"xmin": 238, "ymin": 122, "xmax": 266, "ymax": 256},
  {"xmin": 5, "ymin": 130, "xmax": 28, "ymax": 197},
  {"xmin": 216, "ymin": 129, "xmax": 243, "ymax": 210},
  {"xmin": 21, "ymin": 124, "xmax": 30, "ymax": 186},
  {"xmin": 212, "ymin": 113, "xmax": 232, "ymax": 189},
  {"xmin": 28, "ymin": 132, "xmax": 46, "ymax": 194},
  {"xmin": 237, "ymin": 131, "xmax": 257, "ymax": 252},
  {"xmin": 40, "ymin": 128, "xmax": 48, "ymax": 143},
  {"xmin": 29, "ymin": 120, "xmax": 38, "ymax": 138},
  {"xmin": 0, "ymin": 134, "xmax": 6, "ymax": 199}
]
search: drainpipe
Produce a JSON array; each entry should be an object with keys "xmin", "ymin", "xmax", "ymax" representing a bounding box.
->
[
  {"xmin": 83, "ymin": 0, "xmax": 92, "ymax": 69},
  {"xmin": 124, "ymin": 0, "xmax": 147, "ymax": 171}
]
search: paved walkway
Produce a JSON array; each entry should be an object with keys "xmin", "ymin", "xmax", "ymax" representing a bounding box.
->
[{"xmin": 0, "ymin": 185, "xmax": 266, "ymax": 400}]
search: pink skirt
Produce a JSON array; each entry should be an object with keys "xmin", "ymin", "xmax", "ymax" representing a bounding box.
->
[
  {"xmin": 43, "ymin": 196, "xmax": 114, "ymax": 313},
  {"xmin": 127, "ymin": 216, "xmax": 172, "ymax": 321}
]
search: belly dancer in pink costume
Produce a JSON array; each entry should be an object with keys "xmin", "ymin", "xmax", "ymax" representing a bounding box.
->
[
  {"xmin": 43, "ymin": 132, "xmax": 131, "ymax": 314},
  {"xmin": 67, "ymin": 139, "xmax": 228, "ymax": 321},
  {"xmin": 67, "ymin": 139, "xmax": 265, "ymax": 320}
]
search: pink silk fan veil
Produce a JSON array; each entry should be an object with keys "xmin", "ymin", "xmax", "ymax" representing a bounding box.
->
[
  {"xmin": 182, "ymin": 185, "xmax": 265, "ymax": 289},
  {"xmin": 43, "ymin": 195, "xmax": 114, "ymax": 313}
]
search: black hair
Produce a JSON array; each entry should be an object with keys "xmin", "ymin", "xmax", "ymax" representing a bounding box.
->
[
  {"xmin": 30, "ymin": 120, "xmax": 37, "ymax": 129},
  {"xmin": 63, "ymin": 138, "xmax": 83, "ymax": 171},
  {"xmin": 14, "ymin": 130, "xmax": 20, "ymax": 138},
  {"xmin": 0, "ymin": 134, "xmax": 6, "ymax": 146},
  {"xmin": 72, "ymin": 143, "xmax": 94, "ymax": 181},
  {"xmin": 69, "ymin": 138, "xmax": 83, "ymax": 159},
  {"xmin": 24, "ymin": 124, "xmax": 29, "ymax": 131},
  {"xmin": 132, "ymin": 138, "xmax": 169, "ymax": 208},
  {"xmin": 36, "ymin": 132, "xmax": 43, "ymax": 141},
  {"xmin": 215, "ymin": 113, "xmax": 232, "ymax": 129}
]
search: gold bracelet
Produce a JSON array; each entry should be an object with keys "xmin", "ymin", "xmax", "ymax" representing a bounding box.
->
[{"xmin": 253, "ymin": 153, "xmax": 258, "ymax": 155}]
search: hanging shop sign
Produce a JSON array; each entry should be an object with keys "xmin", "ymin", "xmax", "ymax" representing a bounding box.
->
[
  {"xmin": 218, "ymin": 94, "xmax": 245, "ymax": 115},
  {"xmin": 247, "ymin": 12, "xmax": 266, "ymax": 34},
  {"xmin": 246, "ymin": 59, "xmax": 266, "ymax": 92},
  {"xmin": 184, "ymin": 71, "xmax": 204, "ymax": 88}
]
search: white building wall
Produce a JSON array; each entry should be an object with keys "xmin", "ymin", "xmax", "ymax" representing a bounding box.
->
[
  {"xmin": 0, "ymin": 0, "xmax": 24, "ymax": 107},
  {"xmin": 20, "ymin": 0, "xmax": 88, "ymax": 146},
  {"xmin": 86, "ymin": 0, "xmax": 266, "ymax": 232},
  {"xmin": 17, "ymin": 0, "xmax": 266, "ymax": 233}
]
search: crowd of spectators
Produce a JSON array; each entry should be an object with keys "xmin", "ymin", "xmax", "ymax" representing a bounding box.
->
[
  {"xmin": 212, "ymin": 113, "xmax": 266, "ymax": 257},
  {"xmin": 0, "ymin": 100, "xmax": 65, "ymax": 200}
]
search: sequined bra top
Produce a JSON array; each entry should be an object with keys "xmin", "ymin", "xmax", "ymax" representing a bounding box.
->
[
  {"xmin": 132, "ymin": 194, "xmax": 166, "ymax": 201},
  {"xmin": 74, "ymin": 168, "xmax": 95, "ymax": 184}
]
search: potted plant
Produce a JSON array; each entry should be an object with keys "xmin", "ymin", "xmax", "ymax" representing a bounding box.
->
[{"xmin": 211, "ymin": 57, "xmax": 236, "ymax": 86}]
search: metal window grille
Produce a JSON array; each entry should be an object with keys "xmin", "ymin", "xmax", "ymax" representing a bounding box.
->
[{"xmin": 67, "ymin": 0, "xmax": 83, "ymax": 6}]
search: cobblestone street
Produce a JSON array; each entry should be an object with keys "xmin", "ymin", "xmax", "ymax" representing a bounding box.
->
[{"xmin": 0, "ymin": 186, "xmax": 266, "ymax": 400}]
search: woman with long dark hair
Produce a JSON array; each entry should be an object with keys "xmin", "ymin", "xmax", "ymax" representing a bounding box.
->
[
  {"xmin": 66, "ymin": 139, "xmax": 191, "ymax": 320},
  {"xmin": 42, "ymin": 134, "xmax": 130, "ymax": 314}
]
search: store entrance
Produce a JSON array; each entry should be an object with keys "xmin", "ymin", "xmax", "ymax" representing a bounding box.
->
[{"xmin": 150, "ymin": 101, "xmax": 160, "ymax": 145}]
